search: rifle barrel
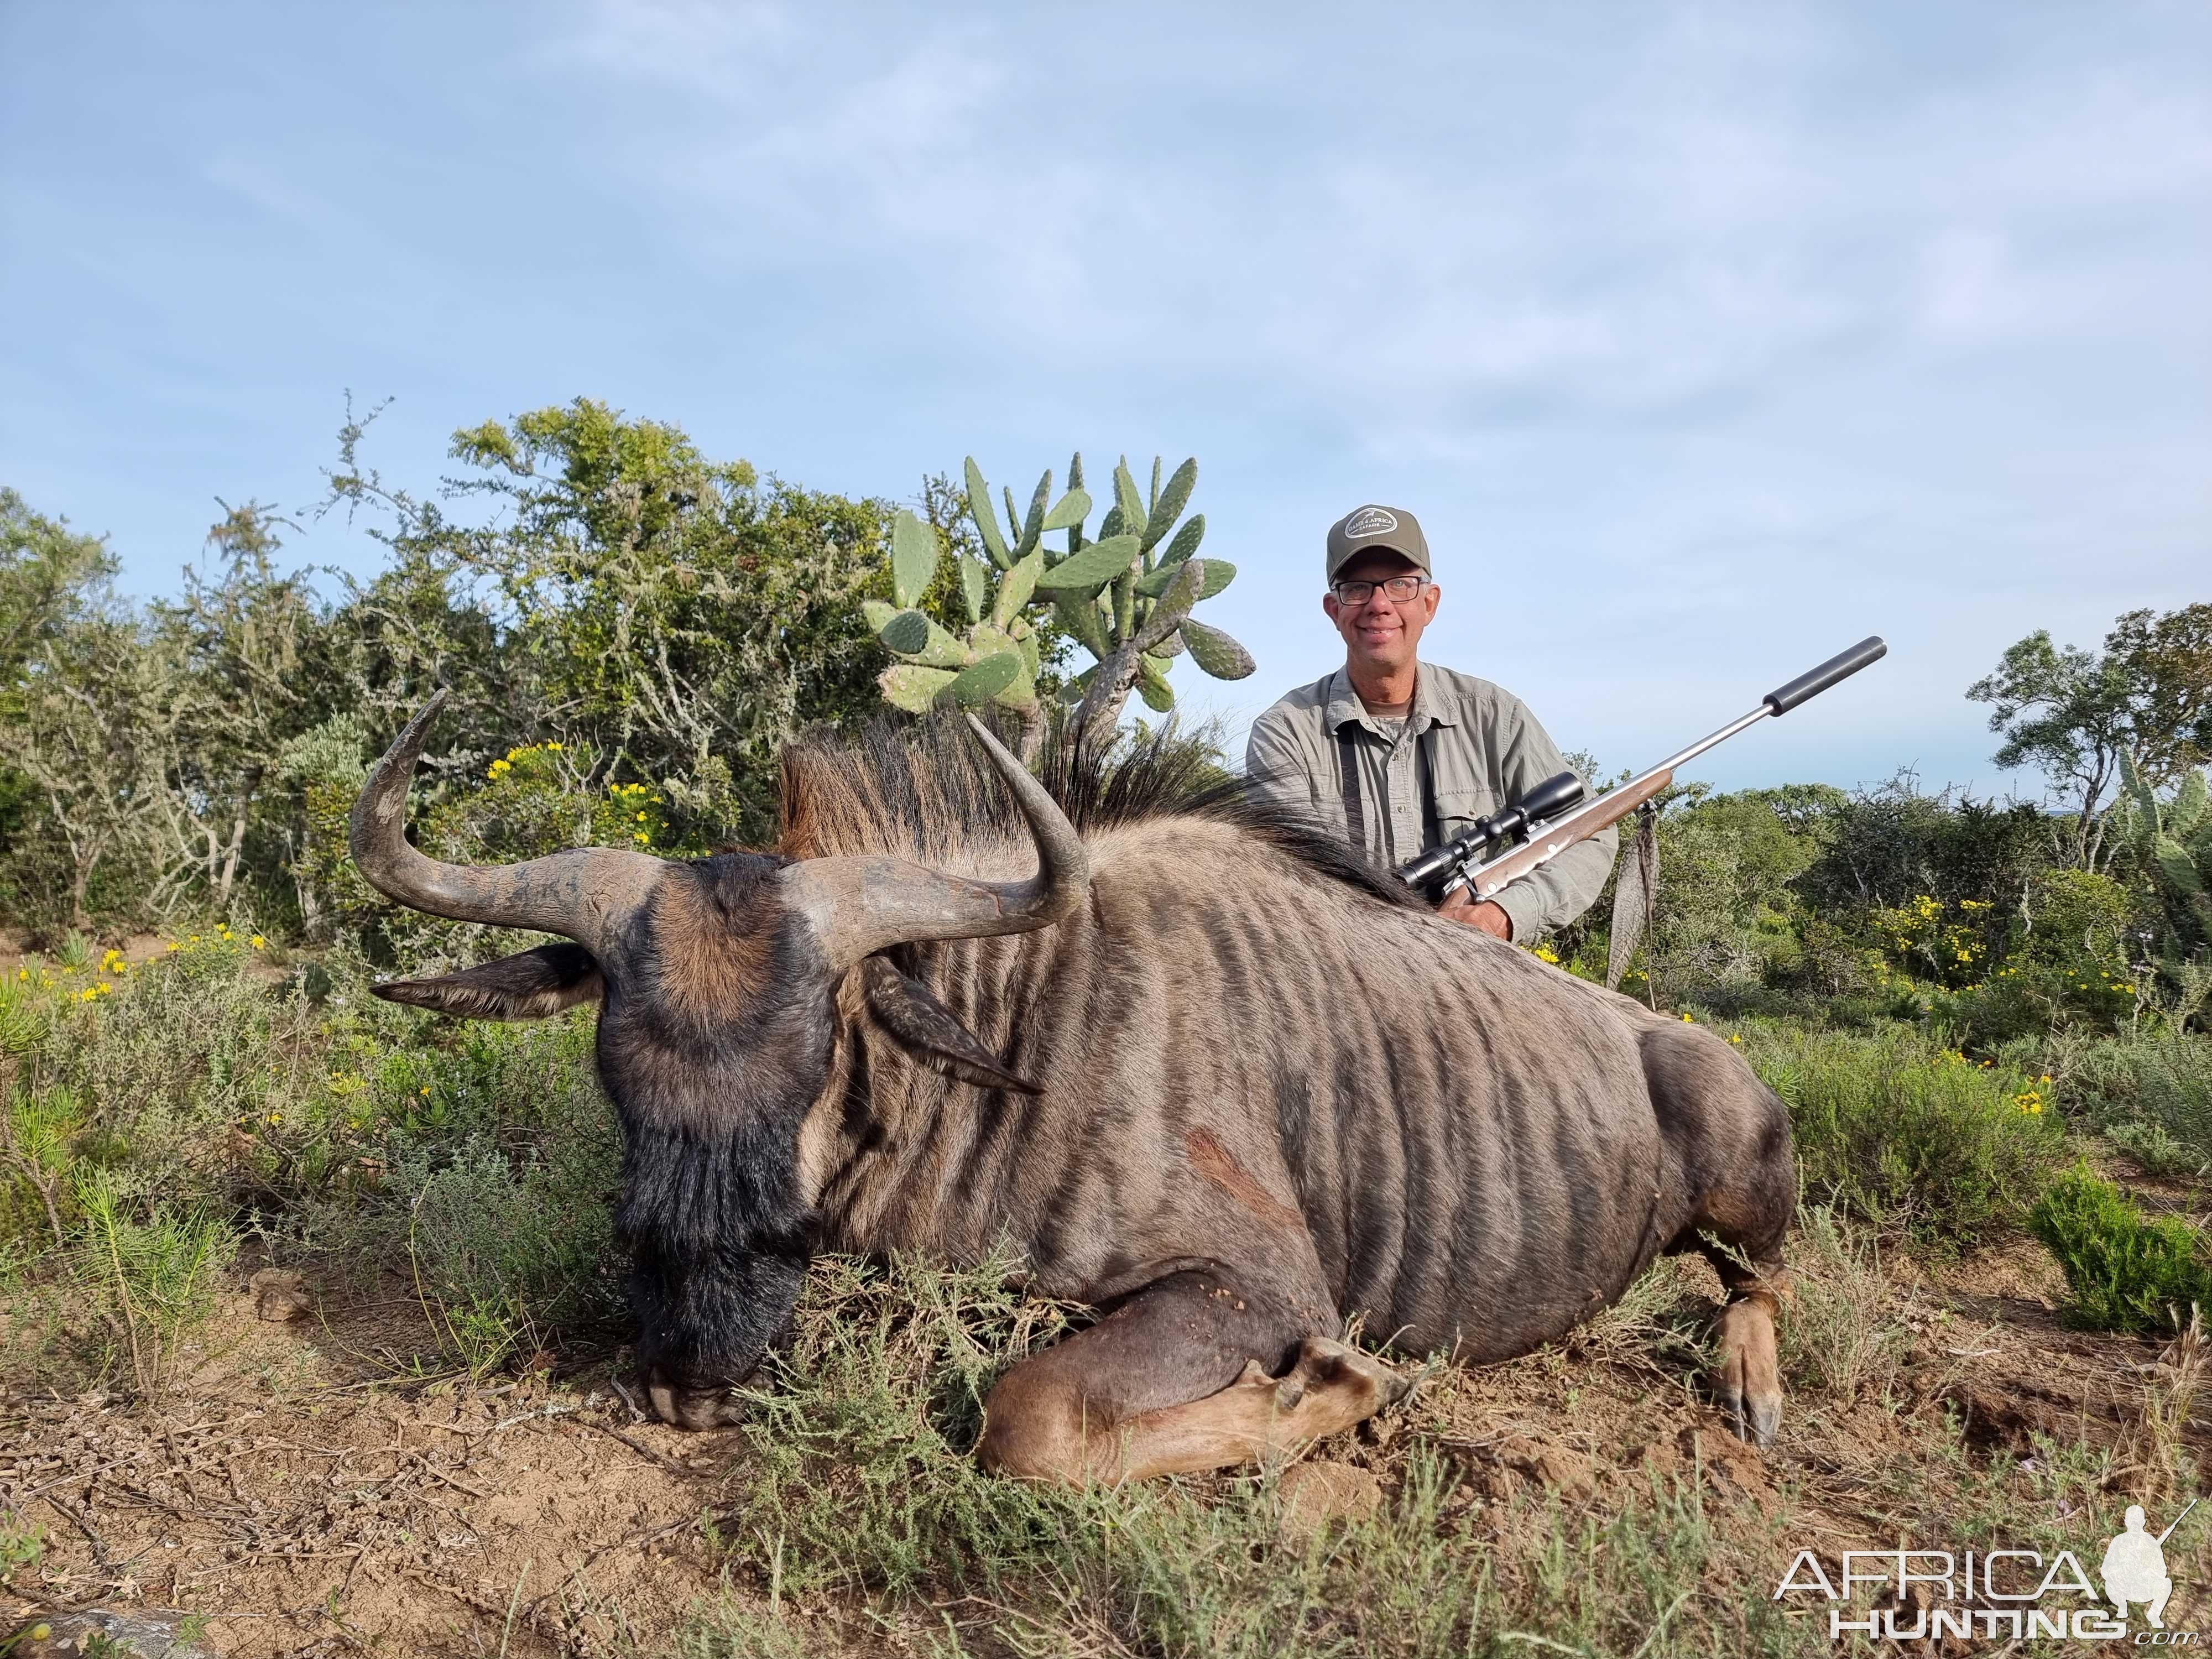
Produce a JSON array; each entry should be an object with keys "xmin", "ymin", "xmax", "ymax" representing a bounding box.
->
[
  {"xmin": 2156, "ymin": 1496, "xmax": 2198, "ymax": 1547},
  {"xmin": 1453, "ymin": 636, "xmax": 1887, "ymax": 900}
]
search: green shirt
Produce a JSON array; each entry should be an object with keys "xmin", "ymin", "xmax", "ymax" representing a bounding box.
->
[{"xmin": 1244, "ymin": 663, "xmax": 1617, "ymax": 941}]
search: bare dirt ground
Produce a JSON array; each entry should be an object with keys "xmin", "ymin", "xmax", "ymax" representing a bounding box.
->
[{"xmin": 6, "ymin": 1231, "xmax": 2201, "ymax": 1657}]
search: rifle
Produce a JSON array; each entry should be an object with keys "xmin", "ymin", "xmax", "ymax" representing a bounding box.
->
[{"xmin": 1397, "ymin": 636, "xmax": 1888, "ymax": 900}]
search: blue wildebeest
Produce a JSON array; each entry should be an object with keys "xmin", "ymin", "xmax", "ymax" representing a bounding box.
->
[{"xmin": 352, "ymin": 696, "xmax": 1794, "ymax": 1480}]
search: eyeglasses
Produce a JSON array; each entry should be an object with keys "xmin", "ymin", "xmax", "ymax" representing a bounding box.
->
[{"xmin": 1331, "ymin": 575, "xmax": 1429, "ymax": 606}]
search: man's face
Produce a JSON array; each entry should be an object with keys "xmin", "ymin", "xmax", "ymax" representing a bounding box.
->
[{"xmin": 1322, "ymin": 550, "xmax": 1440, "ymax": 676}]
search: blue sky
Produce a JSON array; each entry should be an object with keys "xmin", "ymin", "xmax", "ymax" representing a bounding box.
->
[{"xmin": 3, "ymin": 2, "xmax": 2206, "ymax": 795}]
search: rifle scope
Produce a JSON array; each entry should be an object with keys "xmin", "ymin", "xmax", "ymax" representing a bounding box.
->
[{"xmin": 1397, "ymin": 769, "xmax": 1584, "ymax": 888}]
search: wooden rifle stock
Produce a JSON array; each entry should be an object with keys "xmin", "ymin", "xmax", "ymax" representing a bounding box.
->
[{"xmin": 1464, "ymin": 768, "xmax": 1671, "ymax": 899}]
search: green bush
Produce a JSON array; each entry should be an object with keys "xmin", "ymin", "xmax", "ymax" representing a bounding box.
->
[
  {"xmin": 2028, "ymin": 1164, "xmax": 2212, "ymax": 1333},
  {"xmin": 2059, "ymin": 1035, "xmax": 2212, "ymax": 1160},
  {"xmin": 72, "ymin": 1168, "xmax": 235, "ymax": 1395},
  {"xmin": 1738, "ymin": 1022, "xmax": 2065, "ymax": 1247},
  {"xmin": 3, "ymin": 916, "xmax": 631, "ymax": 1389},
  {"xmin": 386, "ymin": 1122, "xmax": 624, "ymax": 1373},
  {"xmin": 2106, "ymin": 1118, "xmax": 2205, "ymax": 1177}
]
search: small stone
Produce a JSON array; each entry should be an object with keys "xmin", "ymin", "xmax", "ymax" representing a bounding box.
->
[
  {"xmin": 1276, "ymin": 1460, "xmax": 1382, "ymax": 1537},
  {"xmin": 9, "ymin": 1609, "xmax": 212, "ymax": 1657},
  {"xmin": 249, "ymin": 1266, "xmax": 311, "ymax": 1322}
]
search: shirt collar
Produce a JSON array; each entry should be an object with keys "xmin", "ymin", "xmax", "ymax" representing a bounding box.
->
[{"xmin": 1327, "ymin": 665, "xmax": 1457, "ymax": 740}]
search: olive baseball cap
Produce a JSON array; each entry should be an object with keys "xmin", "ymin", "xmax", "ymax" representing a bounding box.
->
[{"xmin": 1325, "ymin": 504, "xmax": 1431, "ymax": 583}]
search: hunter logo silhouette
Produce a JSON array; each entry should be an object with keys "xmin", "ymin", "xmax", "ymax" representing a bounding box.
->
[{"xmin": 2103, "ymin": 1499, "xmax": 2194, "ymax": 1630}]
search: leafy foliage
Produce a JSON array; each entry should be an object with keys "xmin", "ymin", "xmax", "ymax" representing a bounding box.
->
[
  {"xmin": 0, "ymin": 403, "xmax": 901, "ymax": 942},
  {"xmin": 2030, "ymin": 1164, "xmax": 2211, "ymax": 1333}
]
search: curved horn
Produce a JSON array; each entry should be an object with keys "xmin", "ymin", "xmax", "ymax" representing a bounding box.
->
[
  {"xmin": 783, "ymin": 714, "xmax": 1090, "ymax": 972},
  {"xmin": 350, "ymin": 691, "xmax": 662, "ymax": 952}
]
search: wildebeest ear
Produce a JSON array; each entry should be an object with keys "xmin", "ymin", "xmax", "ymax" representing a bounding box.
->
[
  {"xmin": 373, "ymin": 942, "xmax": 604, "ymax": 1021},
  {"xmin": 859, "ymin": 958, "xmax": 1040, "ymax": 1095}
]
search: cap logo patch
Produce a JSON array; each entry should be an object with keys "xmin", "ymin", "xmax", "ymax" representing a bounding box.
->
[{"xmin": 1343, "ymin": 506, "xmax": 1398, "ymax": 539}]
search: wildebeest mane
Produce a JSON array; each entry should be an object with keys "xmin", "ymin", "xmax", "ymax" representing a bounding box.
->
[{"xmin": 779, "ymin": 712, "xmax": 1421, "ymax": 909}]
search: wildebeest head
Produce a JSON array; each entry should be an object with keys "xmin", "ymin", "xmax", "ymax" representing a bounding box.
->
[
  {"xmin": 348, "ymin": 692, "xmax": 1089, "ymax": 1421},
  {"xmin": 351, "ymin": 692, "xmax": 1087, "ymax": 1067}
]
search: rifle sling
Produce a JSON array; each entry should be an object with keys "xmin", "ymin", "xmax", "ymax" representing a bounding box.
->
[{"xmin": 1338, "ymin": 721, "xmax": 1442, "ymax": 881}]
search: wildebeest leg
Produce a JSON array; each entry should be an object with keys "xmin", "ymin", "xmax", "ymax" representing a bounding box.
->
[
  {"xmin": 1641, "ymin": 1019, "xmax": 1795, "ymax": 1448},
  {"xmin": 977, "ymin": 1268, "xmax": 1408, "ymax": 1485},
  {"xmin": 1704, "ymin": 1247, "xmax": 1790, "ymax": 1449},
  {"xmin": 1681, "ymin": 1165, "xmax": 1792, "ymax": 1448}
]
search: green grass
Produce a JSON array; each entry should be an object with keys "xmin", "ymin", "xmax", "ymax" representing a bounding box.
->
[
  {"xmin": 72, "ymin": 1167, "xmax": 235, "ymax": 1394},
  {"xmin": 1776, "ymin": 1206, "xmax": 1910, "ymax": 1407},
  {"xmin": 684, "ymin": 1253, "xmax": 1821, "ymax": 1659},
  {"xmin": 2, "ymin": 931, "xmax": 628, "ymax": 1387},
  {"xmin": 2028, "ymin": 1163, "xmax": 2212, "ymax": 1333}
]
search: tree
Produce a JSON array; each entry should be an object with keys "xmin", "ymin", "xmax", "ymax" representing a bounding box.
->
[
  {"xmin": 0, "ymin": 604, "xmax": 173, "ymax": 931},
  {"xmin": 0, "ymin": 491, "xmax": 119, "ymax": 881},
  {"xmin": 0, "ymin": 488, "xmax": 113, "ymax": 685},
  {"xmin": 2107, "ymin": 604, "xmax": 2212, "ymax": 785},
  {"xmin": 144, "ymin": 502, "xmax": 331, "ymax": 915},
  {"xmin": 322, "ymin": 397, "xmax": 893, "ymax": 843},
  {"xmin": 1968, "ymin": 604, "xmax": 2212, "ymax": 868}
]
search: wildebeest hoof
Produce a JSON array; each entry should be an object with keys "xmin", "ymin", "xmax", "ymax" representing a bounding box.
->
[
  {"xmin": 1714, "ymin": 1379, "xmax": 1782, "ymax": 1448},
  {"xmin": 644, "ymin": 1372, "xmax": 745, "ymax": 1430},
  {"xmin": 1279, "ymin": 1337, "xmax": 1410, "ymax": 1419}
]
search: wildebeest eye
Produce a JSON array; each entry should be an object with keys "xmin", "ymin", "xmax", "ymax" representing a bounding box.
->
[
  {"xmin": 374, "ymin": 942, "xmax": 605, "ymax": 1022},
  {"xmin": 859, "ymin": 957, "xmax": 1040, "ymax": 1094}
]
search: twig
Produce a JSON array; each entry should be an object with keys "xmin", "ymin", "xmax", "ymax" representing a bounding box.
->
[
  {"xmin": 40, "ymin": 1490, "xmax": 112, "ymax": 1566},
  {"xmin": 571, "ymin": 1418, "xmax": 692, "ymax": 1478},
  {"xmin": 499, "ymin": 1558, "xmax": 532, "ymax": 1658},
  {"xmin": 401, "ymin": 1451, "xmax": 491, "ymax": 1499}
]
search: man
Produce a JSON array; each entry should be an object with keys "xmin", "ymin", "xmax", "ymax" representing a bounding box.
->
[{"xmin": 1245, "ymin": 503, "xmax": 1615, "ymax": 941}]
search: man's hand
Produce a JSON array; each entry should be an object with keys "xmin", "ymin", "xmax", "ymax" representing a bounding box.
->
[{"xmin": 1438, "ymin": 887, "xmax": 1513, "ymax": 938}]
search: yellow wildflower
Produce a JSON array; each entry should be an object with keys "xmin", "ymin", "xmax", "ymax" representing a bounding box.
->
[{"xmin": 250, "ymin": 935, "xmax": 266, "ymax": 949}]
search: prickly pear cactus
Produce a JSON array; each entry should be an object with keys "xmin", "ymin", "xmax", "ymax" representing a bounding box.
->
[
  {"xmin": 2121, "ymin": 750, "xmax": 2212, "ymax": 933},
  {"xmin": 866, "ymin": 452, "xmax": 1255, "ymax": 749}
]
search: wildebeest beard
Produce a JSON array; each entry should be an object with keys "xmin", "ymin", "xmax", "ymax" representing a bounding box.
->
[{"xmin": 597, "ymin": 859, "xmax": 837, "ymax": 1404}]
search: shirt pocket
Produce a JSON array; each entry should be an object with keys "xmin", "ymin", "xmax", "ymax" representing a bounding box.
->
[{"xmin": 1430, "ymin": 785, "xmax": 1497, "ymax": 843}]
